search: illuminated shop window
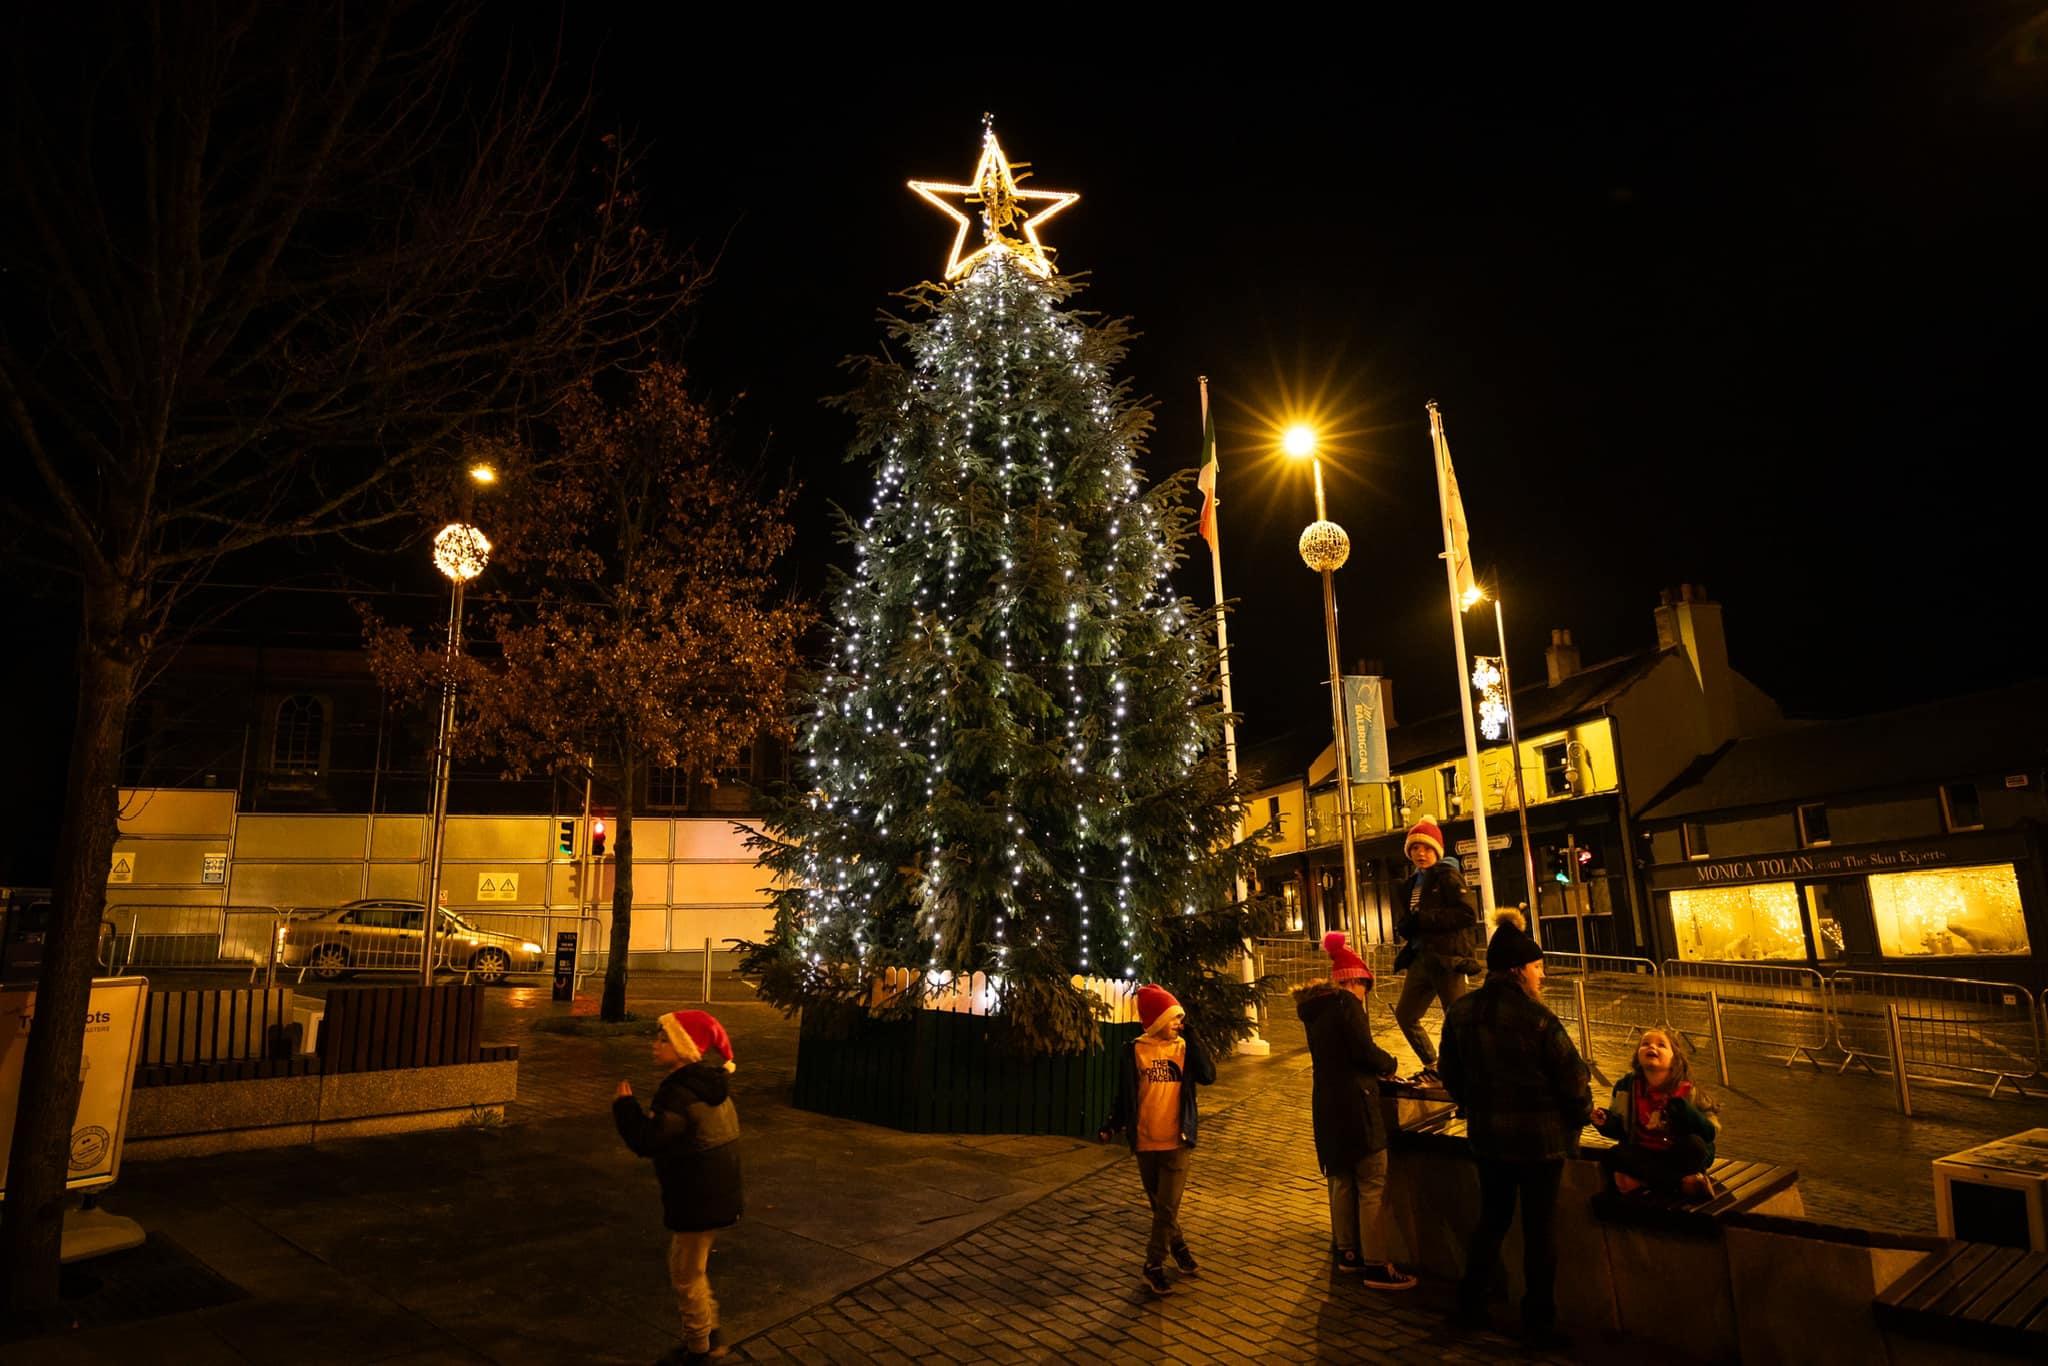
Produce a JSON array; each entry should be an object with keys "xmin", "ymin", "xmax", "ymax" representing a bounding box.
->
[
  {"xmin": 1869, "ymin": 864, "xmax": 2029, "ymax": 957},
  {"xmin": 1669, "ymin": 882, "xmax": 1806, "ymax": 961}
]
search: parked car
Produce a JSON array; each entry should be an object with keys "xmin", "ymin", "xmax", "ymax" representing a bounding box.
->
[{"xmin": 277, "ymin": 899, "xmax": 543, "ymax": 983}]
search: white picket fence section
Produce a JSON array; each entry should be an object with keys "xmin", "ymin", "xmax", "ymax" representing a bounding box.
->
[{"xmin": 869, "ymin": 968, "xmax": 1141, "ymax": 1023}]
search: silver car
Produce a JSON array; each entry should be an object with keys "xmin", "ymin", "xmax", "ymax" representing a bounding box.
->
[{"xmin": 278, "ymin": 899, "xmax": 543, "ymax": 983}]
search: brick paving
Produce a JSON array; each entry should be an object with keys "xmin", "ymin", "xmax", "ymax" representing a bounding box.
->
[{"xmin": 724, "ymin": 1046, "xmax": 1567, "ymax": 1365}]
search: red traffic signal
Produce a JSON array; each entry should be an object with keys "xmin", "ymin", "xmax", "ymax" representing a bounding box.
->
[{"xmin": 591, "ymin": 818, "xmax": 607, "ymax": 858}]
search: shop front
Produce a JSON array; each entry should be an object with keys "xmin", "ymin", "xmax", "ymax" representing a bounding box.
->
[{"xmin": 1647, "ymin": 830, "xmax": 2045, "ymax": 987}]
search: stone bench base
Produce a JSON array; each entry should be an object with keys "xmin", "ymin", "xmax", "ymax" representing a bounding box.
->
[{"xmin": 125, "ymin": 1059, "xmax": 518, "ymax": 1160}]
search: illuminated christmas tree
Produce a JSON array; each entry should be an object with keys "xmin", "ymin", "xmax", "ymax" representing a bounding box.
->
[{"xmin": 748, "ymin": 123, "xmax": 1269, "ymax": 1053}]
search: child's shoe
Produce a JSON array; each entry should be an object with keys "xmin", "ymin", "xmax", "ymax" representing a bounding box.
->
[
  {"xmin": 1679, "ymin": 1172, "xmax": 1715, "ymax": 1202},
  {"xmin": 1169, "ymin": 1241, "xmax": 1198, "ymax": 1277},
  {"xmin": 1361, "ymin": 1261, "xmax": 1418, "ymax": 1291},
  {"xmin": 1612, "ymin": 1170, "xmax": 1645, "ymax": 1195},
  {"xmin": 1333, "ymin": 1248, "xmax": 1364, "ymax": 1273},
  {"xmin": 1140, "ymin": 1263, "xmax": 1173, "ymax": 1296}
]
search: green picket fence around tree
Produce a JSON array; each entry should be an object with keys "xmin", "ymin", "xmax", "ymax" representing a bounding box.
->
[{"xmin": 793, "ymin": 1007, "xmax": 1140, "ymax": 1137}]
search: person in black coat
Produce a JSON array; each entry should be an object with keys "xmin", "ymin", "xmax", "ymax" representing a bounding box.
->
[
  {"xmin": 1391, "ymin": 816, "xmax": 1481, "ymax": 1080},
  {"xmin": 1294, "ymin": 933, "xmax": 1418, "ymax": 1291},
  {"xmin": 615, "ymin": 1009, "xmax": 743, "ymax": 1366}
]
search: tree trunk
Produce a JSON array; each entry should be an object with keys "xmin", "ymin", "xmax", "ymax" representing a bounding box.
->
[
  {"xmin": 0, "ymin": 573, "xmax": 139, "ymax": 1325},
  {"xmin": 601, "ymin": 751, "xmax": 635, "ymax": 1021}
]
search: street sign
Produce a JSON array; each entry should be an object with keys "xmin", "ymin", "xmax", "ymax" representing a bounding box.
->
[
  {"xmin": 476, "ymin": 873, "xmax": 518, "ymax": 902},
  {"xmin": 201, "ymin": 853, "xmax": 227, "ymax": 885},
  {"xmin": 1455, "ymin": 834, "xmax": 1513, "ymax": 856},
  {"xmin": 107, "ymin": 852, "xmax": 134, "ymax": 885},
  {"xmin": 551, "ymin": 931, "xmax": 578, "ymax": 1002},
  {"xmin": 0, "ymin": 976, "xmax": 148, "ymax": 1200}
]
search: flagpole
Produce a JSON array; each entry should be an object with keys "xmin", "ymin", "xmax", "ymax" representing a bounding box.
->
[
  {"xmin": 1202, "ymin": 376, "xmax": 1269, "ymax": 1057},
  {"xmin": 1427, "ymin": 401, "xmax": 1498, "ymax": 921},
  {"xmin": 1494, "ymin": 595, "xmax": 1541, "ymax": 944}
]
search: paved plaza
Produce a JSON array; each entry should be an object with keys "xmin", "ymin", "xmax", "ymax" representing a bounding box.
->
[{"xmin": 13, "ymin": 969, "xmax": 2044, "ymax": 1362}]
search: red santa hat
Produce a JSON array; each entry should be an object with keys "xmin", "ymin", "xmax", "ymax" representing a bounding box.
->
[
  {"xmin": 1322, "ymin": 931, "xmax": 1373, "ymax": 985},
  {"xmin": 658, "ymin": 1009, "xmax": 736, "ymax": 1072},
  {"xmin": 1405, "ymin": 816, "xmax": 1446, "ymax": 861},
  {"xmin": 1135, "ymin": 984, "xmax": 1184, "ymax": 1036}
]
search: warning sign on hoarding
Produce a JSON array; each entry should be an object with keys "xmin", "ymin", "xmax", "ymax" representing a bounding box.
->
[
  {"xmin": 0, "ymin": 976, "xmax": 148, "ymax": 1199},
  {"xmin": 108, "ymin": 852, "xmax": 134, "ymax": 884},
  {"xmin": 202, "ymin": 852, "xmax": 227, "ymax": 885},
  {"xmin": 476, "ymin": 873, "xmax": 519, "ymax": 902}
]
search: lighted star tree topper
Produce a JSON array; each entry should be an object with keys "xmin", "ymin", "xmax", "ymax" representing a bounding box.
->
[{"xmin": 744, "ymin": 123, "xmax": 1273, "ymax": 1054}]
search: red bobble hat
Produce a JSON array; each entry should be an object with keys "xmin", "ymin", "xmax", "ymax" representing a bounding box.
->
[
  {"xmin": 1405, "ymin": 816, "xmax": 1445, "ymax": 861},
  {"xmin": 1322, "ymin": 931, "xmax": 1372, "ymax": 984},
  {"xmin": 659, "ymin": 1009, "xmax": 736, "ymax": 1072},
  {"xmin": 1135, "ymin": 983, "xmax": 1184, "ymax": 1034}
]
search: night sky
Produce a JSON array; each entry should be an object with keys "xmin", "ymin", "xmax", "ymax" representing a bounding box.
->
[{"xmin": 8, "ymin": 10, "xmax": 2047, "ymax": 879}]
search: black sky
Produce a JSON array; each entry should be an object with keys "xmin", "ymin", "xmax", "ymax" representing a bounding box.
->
[{"xmin": 564, "ymin": 10, "xmax": 2048, "ymax": 741}]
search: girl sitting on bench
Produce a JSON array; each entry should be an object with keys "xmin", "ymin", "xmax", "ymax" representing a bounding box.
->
[{"xmin": 1592, "ymin": 1028, "xmax": 1719, "ymax": 1199}]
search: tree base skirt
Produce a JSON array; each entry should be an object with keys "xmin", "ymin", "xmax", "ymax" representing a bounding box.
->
[{"xmin": 792, "ymin": 1008, "xmax": 1140, "ymax": 1136}]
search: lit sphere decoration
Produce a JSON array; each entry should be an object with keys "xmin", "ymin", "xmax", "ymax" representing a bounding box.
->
[
  {"xmin": 433, "ymin": 523, "xmax": 492, "ymax": 582},
  {"xmin": 1298, "ymin": 519, "xmax": 1350, "ymax": 573}
]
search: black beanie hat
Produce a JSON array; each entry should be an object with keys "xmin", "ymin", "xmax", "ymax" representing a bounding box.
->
[{"xmin": 1485, "ymin": 907, "xmax": 1543, "ymax": 972}]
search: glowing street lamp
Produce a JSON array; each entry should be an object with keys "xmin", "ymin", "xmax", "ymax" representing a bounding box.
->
[
  {"xmin": 420, "ymin": 469, "xmax": 495, "ymax": 981},
  {"xmin": 1287, "ymin": 425, "xmax": 1362, "ymax": 937}
]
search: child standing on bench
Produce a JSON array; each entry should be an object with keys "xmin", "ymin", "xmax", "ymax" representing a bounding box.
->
[{"xmin": 1593, "ymin": 1027, "xmax": 1719, "ymax": 1199}]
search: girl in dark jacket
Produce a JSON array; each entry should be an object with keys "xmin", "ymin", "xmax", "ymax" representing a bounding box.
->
[
  {"xmin": 616, "ymin": 1009, "xmax": 743, "ymax": 1366},
  {"xmin": 1593, "ymin": 1028, "xmax": 1719, "ymax": 1198},
  {"xmin": 1293, "ymin": 933, "xmax": 1418, "ymax": 1291}
]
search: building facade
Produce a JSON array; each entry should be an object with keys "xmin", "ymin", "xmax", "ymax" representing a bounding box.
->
[
  {"xmin": 1638, "ymin": 681, "xmax": 2048, "ymax": 990},
  {"xmin": 1243, "ymin": 586, "xmax": 1785, "ymax": 958}
]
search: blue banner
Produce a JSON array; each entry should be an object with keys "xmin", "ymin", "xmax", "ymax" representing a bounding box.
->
[{"xmin": 1342, "ymin": 676, "xmax": 1390, "ymax": 785}]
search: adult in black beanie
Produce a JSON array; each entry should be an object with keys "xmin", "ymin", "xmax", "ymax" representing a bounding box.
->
[{"xmin": 1437, "ymin": 909, "xmax": 1592, "ymax": 1351}]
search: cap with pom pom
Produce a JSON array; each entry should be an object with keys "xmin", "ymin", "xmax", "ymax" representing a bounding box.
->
[
  {"xmin": 1322, "ymin": 931, "xmax": 1372, "ymax": 984},
  {"xmin": 1485, "ymin": 907, "xmax": 1543, "ymax": 972}
]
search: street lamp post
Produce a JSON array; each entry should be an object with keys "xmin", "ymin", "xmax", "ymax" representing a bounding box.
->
[
  {"xmin": 1475, "ymin": 592, "xmax": 1543, "ymax": 942},
  {"xmin": 1287, "ymin": 426, "xmax": 1363, "ymax": 938},
  {"xmin": 421, "ymin": 513, "xmax": 492, "ymax": 985}
]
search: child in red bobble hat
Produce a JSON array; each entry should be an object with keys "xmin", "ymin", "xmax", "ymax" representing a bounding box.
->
[
  {"xmin": 616, "ymin": 1009, "xmax": 742, "ymax": 1363},
  {"xmin": 1097, "ymin": 984, "xmax": 1216, "ymax": 1296}
]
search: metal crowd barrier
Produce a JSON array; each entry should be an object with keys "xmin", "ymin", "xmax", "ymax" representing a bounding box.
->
[
  {"xmin": 103, "ymin": 905, "xmax": 290, "ymax": 981},
  {"xmin": 1828, "ymin": 970, "xmax": 2045, "ymax": 1099},
  {"xmin": 1251, "ymin": 937, "xmax": 1325, "ymax": 990},
  {"xmin": 1537, "ymin": 952, "xmax": 1662, "ymax": 1082},
  {"xmin": 1661, "ymin": 959, "xmax": 1832, "ymax": 1068}
]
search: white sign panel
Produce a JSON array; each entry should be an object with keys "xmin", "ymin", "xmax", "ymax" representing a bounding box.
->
[
  {"xmin": 202, "ymin": 852, "xmax": 227, "ymax": 885},
  {"xmin": 0, "ymin": 976, "xmax": 148, "ymax": 1199},
  {"xmin": 108, "ymin": 852, "xmax": 135, "ymax": 884},
  {"xmin": 476, "ymin": 873, "xmax": 519, "ymax": 902},
  {"xmin": 1454, "ymin": 834, "xmax": 1513, "ymax": 856}
]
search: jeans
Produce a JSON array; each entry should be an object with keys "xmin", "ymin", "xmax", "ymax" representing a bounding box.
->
[
  {"xmin": 1394, "ymin": 955, "xmax": 1471, "ymax": 1067},
  {"xmin": 1136, "ymin": 1147, "xmax": 1192, "ymax": 1265},
  {"xmin": 1458, "ymin": 1157, "xmax": 1564, "ymax": 1331},
  {"xmin": 1601, "ymin": 1135, "xmax": 1712, "ymax": 1191},
  {"xmin": 666, "ymin": 1229, "xmax": 720, "ymax": 1352},
  {"xmin": 1327, "ymin": 1148, "xmax": 1391, "ymax": 1262}
]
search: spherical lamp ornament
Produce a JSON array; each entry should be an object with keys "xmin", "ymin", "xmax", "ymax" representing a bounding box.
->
[
  {"xmin": 433, "ymin": 523, "xmax": 492, "ymax": 582},
  {"xmin": 1298, "ymin": 519, "xmax": 1350, "ymax": 573}
]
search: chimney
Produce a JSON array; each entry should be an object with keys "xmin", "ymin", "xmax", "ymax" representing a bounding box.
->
[
  {"xmin": 1352, "ymin": 659, "xmax": 1396, "ymax": 728},
  {"xmin": 1654, "ymin": 584, "xmax": 1738, "ymax": 748},
  {"xmin": 1545, "ymin": 629, "xmax": 1582, "ymax": 686}
]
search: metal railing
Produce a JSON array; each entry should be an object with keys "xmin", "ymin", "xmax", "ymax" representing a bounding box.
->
[
  {"xmin": 1661, "ymin": 959, "xmax": 1832, "ymax": 1067},
  {"xmin": 1251, "ymin": 937, "xmax": 1327, "ymax": 990},
  {"xmin": 1536, "ymin": 952, "xmax": 1662, "ymax": 1082},
  {"xmin": 1829, "ymin": 970, "xmax": 2044, "ymax": 1099},
  {"xmin": 104, "ymin": 905, "xmax": 293, "ymax": 980}
]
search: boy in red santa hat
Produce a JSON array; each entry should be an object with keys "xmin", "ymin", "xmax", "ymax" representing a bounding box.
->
[
  {"xmin": 616, "ymin": 1009, "xmax": 743, "ymax": 1364},
  {"xmin": 1098, "ymin": 984, "xmax": 1216, "ymax": 1296}
]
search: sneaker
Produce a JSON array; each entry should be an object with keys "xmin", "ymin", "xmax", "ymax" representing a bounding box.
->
[
  {"xmin": 1169, "ymin": 1241, "xmax": 1198, "ymax": 1276},
  {"xmin": 1412, "ymin": 1067, "xmax": 1443, "ymax": 1088},
  {"xmin": 1333, "ymin": 1249, "xmax": 1365, "ymax": 1273},
  {"xmin": 1361, "ymin": 1261, "xmax": 1419, "ymax": 1291},
  {"xmin": 1141, "ymin": 1263, "xmax": 1173, "ymax": 1296}
]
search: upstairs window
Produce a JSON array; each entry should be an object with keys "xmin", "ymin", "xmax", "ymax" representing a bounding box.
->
[
  {"xmin": 1540, "ymin": 742, "xmax": 1572, "ymax": 798},
  {"xmin": 1797, "ymin": 803, "xmax": 1831, "ymax": 848},
  {"xmin": 1682, "ymin": 821, "xmax": 1711, "ymax": 861},
  {"xmin": 1941, "ymin": 782, "xmax": 1983, "ymax": 832},
  {"xmin": 272, "ymin": 695, "xmax": 326, "ymax": 774}
]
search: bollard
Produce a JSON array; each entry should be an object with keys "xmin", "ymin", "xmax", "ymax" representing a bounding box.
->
[
  {"xmin": 1884, "ymin": 1002, "xmax": 1913, "ymax": 1116},
  {"xmin": 1707, "ymin": 989, "xmax": 1733, "ymax": 1087},
  {"xmin": 702, "ymin": 936, "xmax": 714, "ymax": 1004}
]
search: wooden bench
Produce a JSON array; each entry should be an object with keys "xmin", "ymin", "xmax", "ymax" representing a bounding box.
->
[
  {"xmin": 1590, "ymin": 1156, "xmax": 1804, "ymax": 1235},
  {"xmin": 1874, "ymin": 1241, "xmax": 2048, "ymax": 1360}
]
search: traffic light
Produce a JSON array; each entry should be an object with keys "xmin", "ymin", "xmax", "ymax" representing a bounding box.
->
[
  {"xmin": 556, "ymin": 819, "xmax": 575, "ymax": 858},
  {"xmin": 591, "ymin": 818, "xmax": 607, "ymax": 859}
]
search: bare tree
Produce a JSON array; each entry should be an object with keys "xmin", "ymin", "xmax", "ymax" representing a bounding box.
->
[
  {"xmin": 365, "ymin": 363, "xmax": 810, "ymax": 1020},
  {"xmin": 0, "ymin": 2, "xmax": 688, "ymax": 1316}
]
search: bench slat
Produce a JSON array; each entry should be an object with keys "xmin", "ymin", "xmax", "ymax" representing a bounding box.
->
[
  {"xmin": 1987, "ymin": 1260, "xmax": 2048, "ymax": 1329},
  {"xmin": 1880, "ymin": 1241, "xmax": 1977, "ymax": 1308},
  {"xmin": 1931, "ymin": 1245, "xmax": 2026, "ymax": 1317},
  {"xmin": 1959, "ymin": 1249, "xmax": 2048, "ymax": 1324},
  {"xmin": 1902, "ymin": 1243, "xmax": 2003, "ymax": 1312}
]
